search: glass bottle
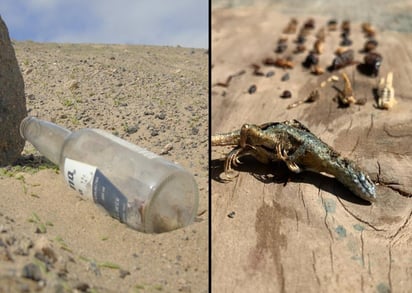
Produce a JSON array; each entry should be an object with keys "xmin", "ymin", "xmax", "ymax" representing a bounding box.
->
[{"xmin": 20, "ymin": 117, "xmax": 199, "ymax": 233}]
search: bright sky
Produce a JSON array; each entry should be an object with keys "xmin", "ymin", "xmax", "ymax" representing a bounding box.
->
[{"xmin": 1, "ymin": 0, "xmax": 208, "ymax": 48}]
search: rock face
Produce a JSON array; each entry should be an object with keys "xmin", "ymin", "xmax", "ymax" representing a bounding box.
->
[{"xmin": 0, "ymin": 16, "xmax": 26, "ymax": 166}]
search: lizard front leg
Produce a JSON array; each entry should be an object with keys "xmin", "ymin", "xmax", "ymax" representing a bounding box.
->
[{"xmin": 276, "ymin": 144, "xmax": 303, "ymax": 173}]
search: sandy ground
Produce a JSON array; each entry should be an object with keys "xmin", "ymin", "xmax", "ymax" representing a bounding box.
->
[{"xmin": 0, "ymin": 42, "xmax": 208, "ymax": 292}]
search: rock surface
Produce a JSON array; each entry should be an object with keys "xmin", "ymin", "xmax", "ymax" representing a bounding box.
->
[{"xmin": 0, "ymin": 16, "xmax": 26, "ymax": 166}]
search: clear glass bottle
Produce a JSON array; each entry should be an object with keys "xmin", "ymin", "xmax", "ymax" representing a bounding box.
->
[{"xmin": 20, "ymin": 117, "xmax": 199, "ymax": 233}]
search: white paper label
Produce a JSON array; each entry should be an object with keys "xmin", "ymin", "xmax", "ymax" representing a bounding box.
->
[
  {"xmin": 63, "ymin": 158, "xmax": 128, "ymax": 222},
  {"xmin": 64, "ymin": 158, "xmax": 96, "ymax": 200}
]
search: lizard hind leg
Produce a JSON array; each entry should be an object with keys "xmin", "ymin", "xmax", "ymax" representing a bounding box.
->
[
  {"xmin": 276, "ymin": 144, "xmax": 302, "ymax": 173},
  {"xmin": 223, "ymin": 145, "xmax": 257, "ymax": 178}
]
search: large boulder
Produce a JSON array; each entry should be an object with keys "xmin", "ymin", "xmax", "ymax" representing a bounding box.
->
[{"xmin": 0, "ymin": 15, "xmax": 26, "ymax": 166}]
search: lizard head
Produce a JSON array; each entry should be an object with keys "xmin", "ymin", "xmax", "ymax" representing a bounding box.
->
[{"xmin": 349, "ymin": 170, "xmax": 376, "ymax": 203}]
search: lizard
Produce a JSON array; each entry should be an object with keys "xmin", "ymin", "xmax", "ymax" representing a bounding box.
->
[{"xmin": 212, "ymin": 120, "xmax": 376, "ymax": 203}]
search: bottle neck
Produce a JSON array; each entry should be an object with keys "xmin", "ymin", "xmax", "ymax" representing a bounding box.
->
[{"xmin": 20, "ymin": 117, "xmax": 72, "ymax": 165}]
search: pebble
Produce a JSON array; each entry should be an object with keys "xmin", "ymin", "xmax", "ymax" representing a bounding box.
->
[
  {"xmin": 155, "ymin": 112, "xmax": 166, "ymax": 120},
  {"xmin": 266, "ymin": 71, "xmax": 275, "ymax": 77},
  {"xmin": 150, "ymin": 129, "xmax": 159, "ymax": 137},
  {"xmin": 280, "ymin": 90, "xmax": 292, "ymax": 99},
  {"xmin": 119, "ymin": 269, "xmax": 130, "ymax": 279},
  {"xmin": 191, "ymin": 127, "xmax": 199, "ymax": 135},
  {"xmin": 159, "ymin": 143, "xmax": 173, "ymax": 155},
  {"xmin": 74, "ymin": 282, "xmax": 90, "ymax": 292},
  {"xmin": 281, "ymin": 73, "xmax": 290, "ymax": 81},
  {"xmin": 125, "ymin": 125, "xmax": 139, "ymax": 134},
  {"xmin": 248, "ymin": 84, "xmax": 257, "ymax": 94},
  {"xmin": 21, "ymin": 263, "xmax": 42, "ymax": 281}
]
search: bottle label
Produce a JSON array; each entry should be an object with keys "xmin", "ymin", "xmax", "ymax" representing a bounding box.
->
[{"xmin": 64, "ymin": 158, "xmax": 127, "ymax": 223}]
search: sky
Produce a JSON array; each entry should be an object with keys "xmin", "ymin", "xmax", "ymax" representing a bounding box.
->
[{"xmin": 1, "ymin": 0, "xmax": 209, "ymax": 48}]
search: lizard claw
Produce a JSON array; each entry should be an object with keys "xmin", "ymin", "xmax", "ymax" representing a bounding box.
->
[{"xmin": 276, "ymin": 144, "xmax": 301, "ymax": 173}]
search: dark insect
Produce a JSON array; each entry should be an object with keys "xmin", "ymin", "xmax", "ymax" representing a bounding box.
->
[
  {"xmin": 251, "ymin": 64, "xmax": 264, "ymax": 76},
  {"xmin": 302, "ymin": 52, "xmax": 319, "ymax": 68},
  {"xmin": 328, "ymin": 49, "xmax": 355, "ymax": 71},
  {"xmin": 363, "ymin": 39, "xmax": 378, "ymax": 52},
  {"xmin": 275, "ymin": 37, "xmax": 288, "ymax": 53},
  {"xmin": 304, "ymin": 18, "xmax": 315, "ymax": 30},
  {"xmin": 327, "ymin": 19, "xmax": 338, "ymax": 31},
  {"xmin": 295, "ymin": 34, "xmax": 306, "ymax": 44},
  {"xmin": 357, "ymin": 52, "xmax": 382, "ymax": 77},
  {"xmin": 340, "ymin": 36, "xmax": 353, "ymax": 46},
  {"xmin": 341, "ymin": 20, "xmax": 351, "ymax": 34},
  {"xmin": 276, "ymin": 43, "xmax": 288, "ymax": 53}
]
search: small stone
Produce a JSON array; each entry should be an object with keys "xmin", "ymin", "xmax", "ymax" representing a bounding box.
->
[
  {"xmin": 266, "ymin": 71, "xmax": 275, "ymax": 77},
  {"xmin": 227, "ymin": 211, "xmax": 235, "ymax": 218},
  {"xmin": 159, "ymin": 143, "xmax": 173, "ymax": 155},
  {"xmin": 155, "ymin": 112, "xmax": 166, "ymax": 120},
  {"xmin": 281, "ymin": 73, "xmax": 290, "ymax": 81},
  {"xmin": 75, "ymin": 282, "xmax": 90, "ymax": 292},
  {"xmin": 119, "ymin": 269, "xmax": 130, "ymax": 279},
  {"xmin": 280, "ymin": 90, "xmax": 292, "ymax": 99},
  {"xmin": 248, "ymin": 85, "xmax": 257, "ymax": 94},
  {"xmin": 150, "ymin": 130, "xmax": 159, "ymax": 137},
  {"xmin": 191, "ymin": 127, "xmax": 199, "ymax": 135},
  {"xmin": 125, "ymin": 125, "xmax": 138, "ymax": 134},
  {"xmin": 21, "ymin": 263, "xmax": 42, "ymax": 281},
  {"xmin": 67, "ymin": 80, "xmax": 79, "ymax": 90}
]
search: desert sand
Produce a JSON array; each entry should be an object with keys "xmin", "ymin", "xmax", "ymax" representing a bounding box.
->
[{"xmin": 0, "ymin": 41, "xmax": 208, "ymax": 292}]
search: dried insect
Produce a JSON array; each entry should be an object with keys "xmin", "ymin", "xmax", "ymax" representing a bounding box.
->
[
  {"xmin": 329, "ymin": 49, "xmax": 355, "ymax": 71},
  {"xmin": 275, "ymin": 37, "xmax": 288, "ymax": 53},
  {"xmin": 293, "ymin": 44, "xmax": 306, "ymax": 54},
  {"xmin": 295, "ymin": 34, "xmax": 306, "ymax": 45},
  {"xmin": 304, "ymin": 18, "xmax": 315, "ymax": 30},
  {"xmin": 273, "ymin": 58, "xmax": 294, "ymax": 69},
  {"xmin": 287, "ymin": 89, "xmax": 319, "ymax": 109},
  {"xmin": 316, "ymin": 27, "xmax": 326, "ymax": 41},
  {"xmin": 361, "ymin": 52, "xmax": 383, "ymax": 76},
  {"xmin": 334, "ymin": 47, "xmax": 347, "ymax": 56},
  {"xmin": 335, "ymin": 72, "xmax": 356, "ymax": 107},
  {"xmin": 327, "ymin": 19, "xmax": 338, "ymax": 31},
  {"xmin": 341, "ymin": 20, "xmax": 351, "ymax": 34},
  {"xmin": 280, "ymin": 90, "xmax": 292, "ymax": 98},
  {"xmin": 302, "ymin": 52, "xmax": 319, "ymax": 68},
  {"xmin": 214, "ymin": 70, "xmax": 246, "ymax": 87},
  {"xmin": 363, "ymin": 39, "xmax": 378, "ymax": 52},
  {"xmin": 340, "ymin": 36, "xmax": 353, "ymax": 46},
  {"xmin": 313, "ymin": 39, "xmax": 324, "ymax": 54},
  {"xmin": 376, "ymin": 72, "xmax": 396, "ymax": 109},
  {"xmin": 251, "ymin": 64, "xmax": 265, "ymax": 76},
  {"xmin": 311, "ymin": 65, "xmax": 324, "ymax": 75},
  {"xmin": 362, "ymin": 22, "xmax": 376, "ymax": 37},
  {"xmin": 283, "ymin": 18, "xmax": 298, "ymax": 34}
]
